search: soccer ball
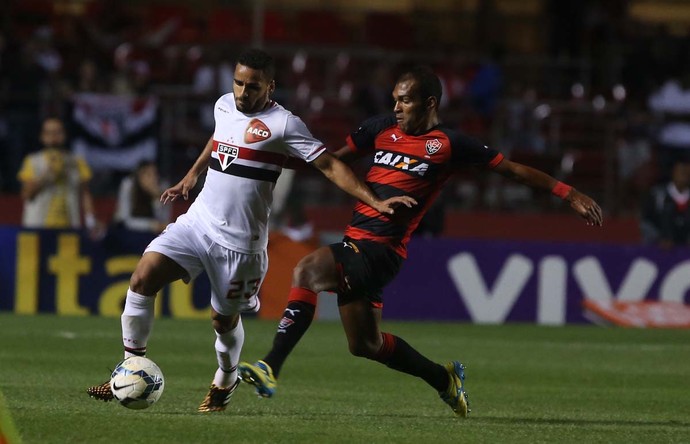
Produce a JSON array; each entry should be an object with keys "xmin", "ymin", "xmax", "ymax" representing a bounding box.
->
[{"xmin": 110, "ymin": 356, "xmax": 165, "ymax": 410}]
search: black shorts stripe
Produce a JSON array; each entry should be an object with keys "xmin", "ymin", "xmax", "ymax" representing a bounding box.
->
[{"xmin": 210, "ymin": 161, "xmax": 280, "ymax": 183}]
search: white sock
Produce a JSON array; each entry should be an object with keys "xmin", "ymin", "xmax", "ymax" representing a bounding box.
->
[
  {"xmin": 213, "ymin": 317, "xmax": 244, "ymax": 388},
  {"xmin": 121, "ymin": 288, "xmax": 155, "ymax": 359}
]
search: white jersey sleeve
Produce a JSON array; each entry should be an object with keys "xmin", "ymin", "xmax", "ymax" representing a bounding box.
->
[{"xmin": 283, "ymin": 114, "xmax": 327, "ymax": 162}]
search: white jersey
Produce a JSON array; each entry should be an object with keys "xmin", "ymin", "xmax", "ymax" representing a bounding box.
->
[{"xmin": 188, "ymin": 93, "xmax": 326, "ymax": 253}]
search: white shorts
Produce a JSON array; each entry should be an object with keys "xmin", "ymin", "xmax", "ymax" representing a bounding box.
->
[{"xmin": 145, "ymin": 214, "xmax": 267, "ymax": 315}]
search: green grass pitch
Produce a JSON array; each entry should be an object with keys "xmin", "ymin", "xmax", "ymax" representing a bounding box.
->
[{"xmin": 0, "ymin": 313, "xmax": 688, "ymax": 443}]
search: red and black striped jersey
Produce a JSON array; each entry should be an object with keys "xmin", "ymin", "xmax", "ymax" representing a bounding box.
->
[{"xmin": 343, "ymin": 114, "xmax": 504, "ymax": 258}]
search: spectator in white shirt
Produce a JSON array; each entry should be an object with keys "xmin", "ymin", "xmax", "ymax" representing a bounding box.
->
[{"xmin": 114, "ymin": 160, "xmax": 170, "ymax": 233}]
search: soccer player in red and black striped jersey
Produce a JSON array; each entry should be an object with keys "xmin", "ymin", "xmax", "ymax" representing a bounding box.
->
[{"xmin": 239, "ymin": 66, "xmax": 603, "ymax": 416}]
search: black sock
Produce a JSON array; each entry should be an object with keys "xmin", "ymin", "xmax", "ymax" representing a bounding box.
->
[
  {"xmin": 263, "ymin": 301, "xmax": 316, "ymax": 377},
  {"xmin": 376, "ymin": 333, "xmax": 449, "ymax": 392}
]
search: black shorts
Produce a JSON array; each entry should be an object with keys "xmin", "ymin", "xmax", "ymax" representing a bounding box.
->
[{"xmin": 328, "ymin": 237, "xmax": 404, "ymax": 307}]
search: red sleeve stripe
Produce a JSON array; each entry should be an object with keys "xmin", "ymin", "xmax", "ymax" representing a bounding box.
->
[
  {"xmin": 308, "ymin": 145, "xmax": 328, "ymax": 162},
  {"xmin": 488, "ymin": 152, "xmax": 505, "ymax": 168},
  {"xmin": 213, "ymin": 140, "xmax": 288, "ymax": 166}
]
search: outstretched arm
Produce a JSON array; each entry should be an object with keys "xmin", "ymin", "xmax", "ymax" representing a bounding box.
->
[
  {"xmin": 331, "ymin": 145, "xmax": 359, "ymax": 163},
  {"xmin": 160, "ymin": 136, "xmax": 214, "ymax": 204},
  {"xmin": 283, "ymin": 144, "xmax": 360, "ymax": 170},
  {"xmin": 492, "ymin": 158, "xmax": 603, "ymax": 226},
  {"xmin": 311, "ymin": 151, "xmax": 417, "ymax": 215}
]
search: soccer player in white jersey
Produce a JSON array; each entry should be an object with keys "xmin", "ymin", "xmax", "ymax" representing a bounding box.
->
[{"xmin": 87, "ymin": 49, "xmax": 416, "ymax": 412}]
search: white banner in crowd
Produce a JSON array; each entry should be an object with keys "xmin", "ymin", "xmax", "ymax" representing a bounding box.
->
[{"xmin": 71, "ymin": 93, "xmax": 158, "ymax": 171}]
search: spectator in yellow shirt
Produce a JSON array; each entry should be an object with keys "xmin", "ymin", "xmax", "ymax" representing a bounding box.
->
[{"xmin": 17, "ymin": 117, "xmax": 101, "ymax": 235}]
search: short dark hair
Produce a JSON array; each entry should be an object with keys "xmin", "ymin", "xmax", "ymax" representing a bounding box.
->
[
  {"xmin": 236, "ymin": 49, "xmax": 275, "ymax": 81},
  {"xmin": 397, "ymin": 66, "xmax": 442, "ymax": 104}
]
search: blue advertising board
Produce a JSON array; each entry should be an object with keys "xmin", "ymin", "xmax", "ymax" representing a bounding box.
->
[
  {"xmin": 2, "ymin": 227, "xmax": 688, "ymax": 324},
  {"xmin": 0, "ymin": 226, "xmax": 211, "ymax": 318}
]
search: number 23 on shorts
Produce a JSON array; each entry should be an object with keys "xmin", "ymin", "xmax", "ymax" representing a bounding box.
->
[{"xmin": 226, "ymin": 278, "xmax": 261, "ymax": 299}]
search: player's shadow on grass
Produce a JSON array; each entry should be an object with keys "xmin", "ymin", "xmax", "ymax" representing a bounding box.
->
[
  {"xmin": 478, "ymin": 416, "xmax": 690, "ymax": 428},
  {"xmin": 224, "ymin": 410, "xmax": 690, "ymax": 428},
  {"xmin": 166, "ymin": 407, "xmax": 690, "ymax": 428}
]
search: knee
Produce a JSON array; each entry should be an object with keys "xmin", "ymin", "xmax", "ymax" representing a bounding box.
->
[
  {"xmin": 292, "ymin": 259, "xmax": 317, "ymax": 289},
  {"xmin": 130, "ymin": 266, "xmax": 156, "ymax": 295},
  {"xmin": 347, "ymin": 339, "xmax": 379, "ymax": 360},
  {"xmin": 129, "ymin": 269, "xmax": 147, "ymax": 294},
  {"xmin": 212, "ymin": 319, "xmax": 229, "ymax": 334},
  {"xmin": 211, "ymin": 314, "xmax": 239, "ymax": 334},
  {"xmin": 291, "ymin": 248, "xmax": 337, "ymax": 292}
]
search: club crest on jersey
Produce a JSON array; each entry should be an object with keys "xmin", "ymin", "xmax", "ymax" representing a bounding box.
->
[
  {"xmin": 217, "ymin": 143, "xmax": 239, "ymax": 171},
  {"xmin": 245, "ymin": 118, "xmax": 271, "ymax": 144},
  {"xmin": 425, "ymin": 138, "xmax": 443, "ymax": 155}
]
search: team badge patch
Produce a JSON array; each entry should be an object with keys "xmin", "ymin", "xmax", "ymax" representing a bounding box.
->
[
  {"xmin": 245, "ymin": 118, "xmax": 271, "ymax": 144},
  {"xmin": 217, "ymin": 143, "xmax": 239, "ymax": 171},
  {"xmin": 425, "ymin": 138, "xmax": 443, "ymax": 155}
]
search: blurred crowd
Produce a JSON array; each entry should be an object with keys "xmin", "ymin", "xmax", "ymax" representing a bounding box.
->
[{"xmin": 0, "ymin": 0, "xmax": 689, "ymax": 244}]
